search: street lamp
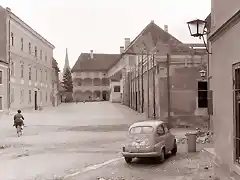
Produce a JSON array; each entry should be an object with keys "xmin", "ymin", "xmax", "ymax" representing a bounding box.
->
[
  {"xmin": 187, "ymin": 19, "xmax": 211, "ymax": 55},
  {"xmin": 187, "ymin": 18, "xmax": 212, "ymax": 131},
  {"xmin": 187, "ymin": 19, "xmax": 207, "ymax": 37},
  {"xmin": 200, "ymin": 69, "xmax": 206, "ymax": 78}
]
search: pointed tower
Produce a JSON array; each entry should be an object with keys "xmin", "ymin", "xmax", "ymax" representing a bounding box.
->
[{"xmin": 63, "ymin": 48, "xmax": 70, "ymax": 73}]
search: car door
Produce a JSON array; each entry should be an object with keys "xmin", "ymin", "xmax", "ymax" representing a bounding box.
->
[
  {"xmin": 155, "ymin": 125, "xmax": 165, "ymax": 152},
  {"xmin": 162, "ymin": 123, "xmax": 174, "ymax": 151}
]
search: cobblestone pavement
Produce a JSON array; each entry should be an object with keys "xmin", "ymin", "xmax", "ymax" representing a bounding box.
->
[{"xmin": 0, "ymin": 102, "xmax": 214, "ymax": 180}]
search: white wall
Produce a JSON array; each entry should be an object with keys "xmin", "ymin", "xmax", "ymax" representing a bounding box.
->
[{"xmin": 110, "ymin": 81, "xmax": 121, "ymax": 103}]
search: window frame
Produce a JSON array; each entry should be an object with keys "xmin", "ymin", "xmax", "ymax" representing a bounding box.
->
[
  {"xmin": 20, "ymin": 62, "xmax": 24, "ymax": 78},
  {"xmin": 10, "ymin": 61, "xmax": 15, "ymax": 77},
  {"xmin": 156, "ymin": 125, "xmax": 165, "ymax": 136},
  {"xmin": 28, "ymin": 90, "xmax": 32, "ymax": 104},
  {"xmin": 34, "ymin": 46, "xmax": 38, "ymax": 57},
  {"xmin": 197, "ymin": 80, "xmax": 208, "ymax": 108},
  {"xmin": 20, "ymin": 89, "xmax": 24, "ymax": 104},
  {"xmin": 0, "ymin": 96, "xmax": 4, "ymax": 111},
  {"xmin": 40, "ymin": 50, "xmax": 42, "ymax": 60},
  {"xmin": 28, "ymin": 42, "xmax": 31, "ymax": 54},
  {"xmin": 11, "ymin": 32, "xmax": 14, "ymax": 46},
  {"xmin": 113, "ymin": 85, "xmax": 121, "ymax": 92},
  {"xmin": 20, "ymin": 37, "xmax": 24, "ymax": 51},
  {"xmin": 28, "ymin": 65, "xmax": 32, "ymax": 80},
  {"xmin": 35, "ymin": 67, "xmax": 38, "ymax": 81},
  {"xmin": 0, "ymin": 70, "xmax": 3, "ymax": 85}
]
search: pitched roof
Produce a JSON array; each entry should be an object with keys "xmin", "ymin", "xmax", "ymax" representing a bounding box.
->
[
  {"xmin": 71, "ymin": 53, "xmax": 120, "ymax": 72},
  {"xmin": 124, "ymin": 21, "xmax": 183, "ymax": 54},
  {"xmin": 205, "ymin": 13, "xmax": 211, "ymax": 33},
  {"xmin": 52, "ymin": 58, "xmax": 60, "ymax": 72}
]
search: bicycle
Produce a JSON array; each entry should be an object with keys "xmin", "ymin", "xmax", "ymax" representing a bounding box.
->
[{"xmin": 16, "ymin": 124, "xmax": 23, "ymax": 137}]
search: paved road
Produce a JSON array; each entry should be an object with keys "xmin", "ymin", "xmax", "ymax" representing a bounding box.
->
[{"xmin": 0, "ymin": 102, "xmax": 213, "ymax": 180}]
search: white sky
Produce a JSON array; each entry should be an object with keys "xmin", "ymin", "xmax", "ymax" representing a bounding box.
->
[{"xmin": 1, "ymin": 0, "xmax": 210, "ymax": 70}]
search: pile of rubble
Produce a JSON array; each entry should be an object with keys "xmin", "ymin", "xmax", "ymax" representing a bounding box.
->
[{"xmin": 176, "ymin": 129, "xmax": 213, "ymax": 144}]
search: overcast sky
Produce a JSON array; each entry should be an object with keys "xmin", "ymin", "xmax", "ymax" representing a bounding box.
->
[{"xmin": 1, "ymin": 0, "xmax": 210, "ymax": 71}]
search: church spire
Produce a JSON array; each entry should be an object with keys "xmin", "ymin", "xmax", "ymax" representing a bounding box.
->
[{"xmin": 63, "ymin": 48, "xmax": 70, "ymax": 73}]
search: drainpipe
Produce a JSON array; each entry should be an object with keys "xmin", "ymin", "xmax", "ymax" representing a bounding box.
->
[{"xmin": 7, "ymin": 15, "xmax": 11, "ymax": 113}]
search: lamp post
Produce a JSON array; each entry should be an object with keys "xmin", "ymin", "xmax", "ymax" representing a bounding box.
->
[{"xmin": 187, "ymin": 18, "xmax": 212, "ymax": 130}]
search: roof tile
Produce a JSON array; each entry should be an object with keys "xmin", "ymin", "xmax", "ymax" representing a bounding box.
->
[{"xmin": 71, "ymin": 53, "xmax": 120, "ymax": 72}]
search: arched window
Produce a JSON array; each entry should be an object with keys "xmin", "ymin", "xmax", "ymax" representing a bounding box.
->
[{"xmin": 114, "ymin": 86, "xmax": 120, "ymax": 92}]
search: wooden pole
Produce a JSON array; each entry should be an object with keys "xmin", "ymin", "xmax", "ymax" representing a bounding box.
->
[
  {"xmin": 141, "ymin": 51, "xmax": 144, "ymax": 113},
  {"xmin": 166, "ymin": 53, "xmax": 171, "ymax": 126},
  {"xmin": 134, "ymin": 63, "xmax": 137, "ymax": 111},
  {"xmin": 137, "ymin": 56, "xmax": 140, "ymax": 112},
  {"xmin": 152, "ymin": 53, "xmax": 156, "ymax": 119},
  {"xmin": 147, "ymin": 53, "xmax": 150, "ymax": 118}
]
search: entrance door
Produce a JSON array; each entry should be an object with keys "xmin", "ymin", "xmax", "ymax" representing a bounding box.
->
[{"xmin": 34, "ymin": 91, "xmax": 37, "ymax": 110}]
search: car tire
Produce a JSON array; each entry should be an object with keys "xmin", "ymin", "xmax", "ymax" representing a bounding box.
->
[
  {"xmin": 124, "ymin": 157, "xmax": 132, "ymax": 164},
  {"xmin": 171, "ymin": 140, "xmax": 177, "ymax": 155},
  {"xmin": 158, "ymin": 148, "xmax": 165, "ymax": 164}
]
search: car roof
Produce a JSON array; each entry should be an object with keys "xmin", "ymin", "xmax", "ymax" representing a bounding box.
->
[{"xmin": 129, "ymin": 120, "xmax": 165, "ymax": 129}]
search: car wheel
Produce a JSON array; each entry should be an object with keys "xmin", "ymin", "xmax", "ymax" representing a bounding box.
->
[
  {"xmin": 158, "ymin": 148, "xmax": 165, "ymax": 164},
  {"xmin": 171, "ymin": 140, "xmax": 177, "ymax": 155},
  {"xmin": 124, "ymin": 157, "xmax": 132, "ymax": 164}
]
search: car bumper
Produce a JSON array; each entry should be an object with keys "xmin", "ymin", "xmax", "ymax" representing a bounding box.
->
[{"xmin": 122, "ymin": 151, "xmax": 161, "ymax": 158}]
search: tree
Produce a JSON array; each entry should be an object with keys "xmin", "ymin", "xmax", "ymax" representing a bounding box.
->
[{"xmin": 62, "ymin": 68, "xmax": 73, "ymax": 92}]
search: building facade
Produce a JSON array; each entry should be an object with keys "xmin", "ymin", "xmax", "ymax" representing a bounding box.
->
[
  {"xmin": 52, "ymin": 58, "xmax": 61, "ymax": 106},
  {"xmin": 108, "ymin": 21, "xmax": 208, "ymax": 127},
  {"xmin": 71, "ymin": 51, "xmax": 120, "ymax": 102},
  {"xmin": 209, "ymin": 1, "xmax": 240, "ymax": 179},
  {"xmin": 0, "ymin": 6, "xmax": 55, "ymax": 112}
]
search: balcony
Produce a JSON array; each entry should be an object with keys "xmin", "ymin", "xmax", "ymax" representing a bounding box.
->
[
  {"xmin": 72, "ymin": 72, "xmax": 107, "ymax": 79},
  {"xmin": 73, "ymin": 85, "xmax": 110, "ymax": 92}
]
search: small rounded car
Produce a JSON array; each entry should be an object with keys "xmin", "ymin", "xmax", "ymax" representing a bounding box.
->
[{"xmin": 122, "ymin": 120, "xmax": 177, "ymax": 164}]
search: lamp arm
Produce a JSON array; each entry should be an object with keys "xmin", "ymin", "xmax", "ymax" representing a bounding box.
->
[{"xmin": 202, "ymin": 35, "xmax": 212, "ymax": 55}]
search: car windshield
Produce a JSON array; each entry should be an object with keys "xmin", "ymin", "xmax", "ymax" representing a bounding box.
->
[{"xmin": 130, "ymin": 126, "xmax": 154, "ymax": 134}]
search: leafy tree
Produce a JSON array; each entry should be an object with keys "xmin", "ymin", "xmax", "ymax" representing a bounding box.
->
[{"xmin": 62, "ymin": 68, "xmax": 73, "ymax": 92}]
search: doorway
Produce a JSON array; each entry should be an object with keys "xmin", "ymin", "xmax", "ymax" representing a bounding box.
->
[
  {"xmin": 34, "ymin": 91, "xmax": 37, "ymax": 110},
  {"xmin": 102, "ymin": 91, "xmax": 109, "ymax": 101}
]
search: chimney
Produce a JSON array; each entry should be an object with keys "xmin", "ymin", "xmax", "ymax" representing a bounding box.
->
[
  {"xmin": 124, "ymin": 38, "xmax": 130, "ymax": 49},
  {"xmin": 164, "ymin": 25, "xmax": 168, "ymax": 32},
  {"xmin": 6, "ymin": 7, "xmax": 11, "ymax": 12},
  {"xmin": 90, "ymin": 50, "xmax": 93, "ymax": 59},
  {"xmin": 120, "ymin": 46, "xmax": 124, "ymax": 54}
]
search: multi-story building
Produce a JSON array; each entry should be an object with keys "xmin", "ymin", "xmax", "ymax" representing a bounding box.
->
[
  {"xmin": 0, "ymin": 6, "xmax": 55, "ymax": 111},
  {"xmin": 71, "ymin": 51, "xmax": 120, "ymax": 102},
  {"xmin": 108, "ymin": 21, "xmax": 208, "ymax": 127},
  {"xmin": 207, "ymin": 1, "xmax": 240, "ymax": 179}
]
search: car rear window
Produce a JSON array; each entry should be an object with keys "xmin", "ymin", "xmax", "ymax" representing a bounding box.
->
[{"xmin": 130, "ymin": 126, "xmax": 154, "ymax": 134}]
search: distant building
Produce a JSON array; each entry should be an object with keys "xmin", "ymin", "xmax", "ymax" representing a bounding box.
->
[
  {"xmin": 71, "ymin": 51, "xmax": 120, "ymax": 102},
  {"xmin": 51, "ymin": 58, "xmax": 61, "ymax": 106},
  {"xmin": 108, "ymin": 21, "xmax": 208, "ymax": 127},
  {"xmin": 0, "ymin": 6, "xmax": 55, "ymax": 112}
]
